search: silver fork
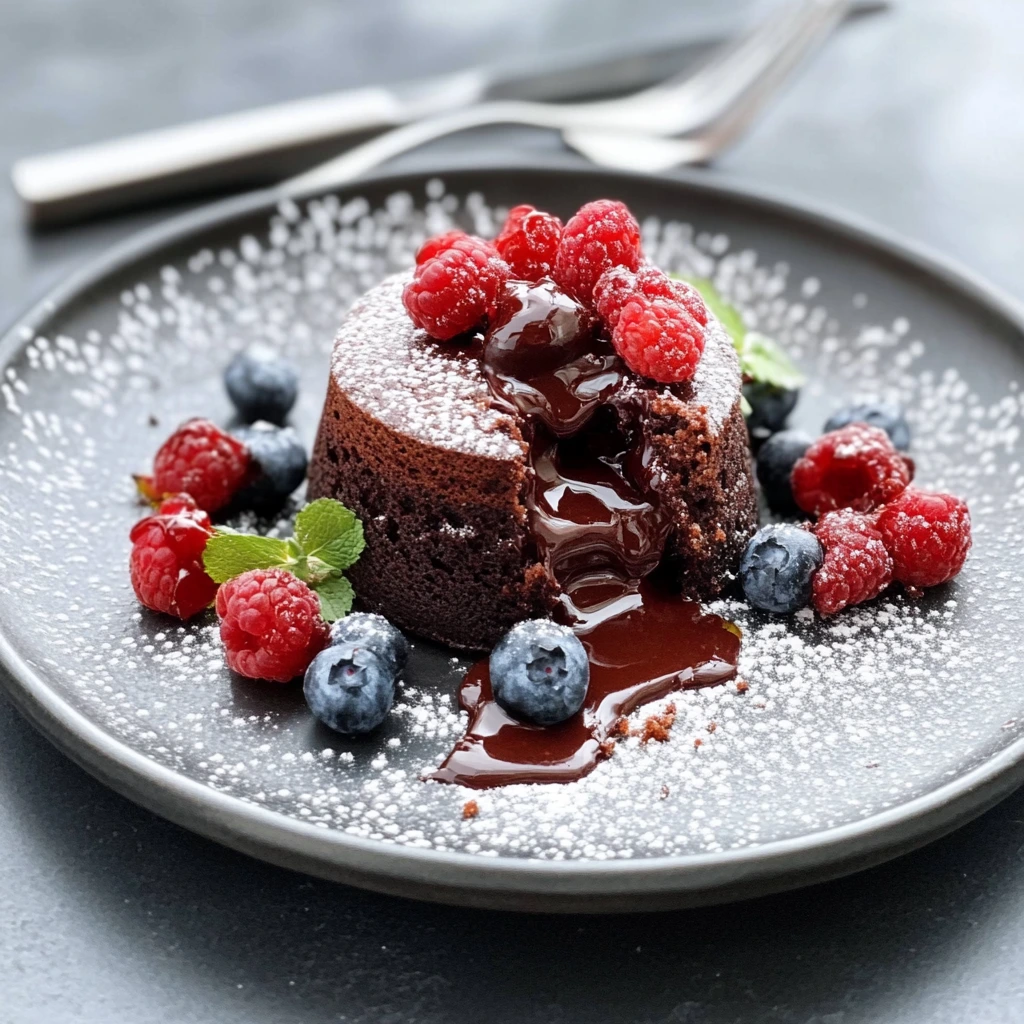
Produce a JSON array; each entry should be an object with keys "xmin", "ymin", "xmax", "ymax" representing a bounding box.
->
[{"xmin": 285, "ymin": 0, "xmax": 851, "ymax": 197}]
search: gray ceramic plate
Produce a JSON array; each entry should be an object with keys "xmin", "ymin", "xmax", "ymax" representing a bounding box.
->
[{"xmin": 1, "ymin": 166, "xmax": 1023, "ymax": 912}]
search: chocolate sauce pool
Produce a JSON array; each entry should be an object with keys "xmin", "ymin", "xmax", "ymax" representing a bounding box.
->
[{"xmin": 431, "ymin": 279, "xmax": 740, "ymax": 788}]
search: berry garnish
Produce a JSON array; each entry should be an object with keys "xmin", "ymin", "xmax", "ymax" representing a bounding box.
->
[
  {"xmin": 137, "ymin": 418, "xmax": 250, "ymax": 515},
  {"xmin": 216, "ymin": 568, "xmax": 329, "ymax": 682},
  {"xmin": 483, "ymin": 278, "xmax": 596, "ymax": 377},
  {"xmin": 489, "ymin": 620, "xmax": 589, "ymax": 726},
  {"xmin": 203, "ymin": 497, "xmax": 365, "ymax": 622},
  {"xmin": 875, "ymin": 488, "xmax": 971, "ymax": 588},
  {"xmin": 739, "ymin": 523, "xmax": 823, "ymax": 614},
  {"xmin": 329, "ymin": 612, "xmax": 410, "ymax": 675},
  {"xmin": 593, "ymin": 264, "xmax": 708, "ymax": 332},
  {"xmin": 755, "ymin": 429, "xmax": 813, "ymax": 516},
  {"xmin": 402, "ymin": 234, "xmax": 510, "ymax": 340},
  {"xmin": 415, "ymin": 229, "xmax": 469, "ymax": 265},
  {"xmin": 812, "ymin": 510, "xmax": 893, "ymax": 616},
  {"xmin": 303, "ymin": 642, "xmax": 398, "ymax": 734},
  {"xmin": 553, "ymin": 199, "xmax": 643, "ymax": 304},
  {"xmin": 824, "ymin": 401, "xmax": 911, "ymax": 451},
  {"xmin": 611, "ymin": 294, "xmax": 705, "ymax": 383},
  {"xmin": 232, "ymin": 422, "xmax": 308, "ymax": 513},
  {"xmin": 223, "ymin": 344, "xmax": 299, "ymax": 425},
  {"xmin": 743, "ymin": 381, "xmax": 799, "ymax": 437},
  {"xmin": 494, "ymin": 204, "xmax": 563, "ymax": 281},
  {"xmin": 791, "ymin": 422, "xmax": 913, "ymax": 516},
  {"xmin": 304, "ymin": 613, "xmax": 410, "ymax": 735},
  {"xmin": 129, "ymin": 494, "xmax": 217, "ymax": 619}
]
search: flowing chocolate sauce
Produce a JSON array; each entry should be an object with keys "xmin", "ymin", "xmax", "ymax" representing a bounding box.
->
[{"xmin": 431, "ymin": 279, "xmax": 741, "ymax": 788}]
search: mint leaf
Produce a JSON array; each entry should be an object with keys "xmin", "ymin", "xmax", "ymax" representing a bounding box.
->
[
  {"xmin": 737, "ymin": 333, "xmax": 805, "ymax": 391},
  {"xmin": 203, "ymin": 532, "xmax": 293, "ymax": 584},
  {"xmin": 294, "ymin": 497, "xmax": 365, "ymax": 572},
  {"xmin": 312, "ymin": 575, "xmax": 354, "ymax": 623}
]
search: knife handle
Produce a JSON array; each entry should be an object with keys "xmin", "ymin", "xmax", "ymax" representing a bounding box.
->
[{"xmin": 11, "ymin": 87, "xmax": 406, "ymax": 227}]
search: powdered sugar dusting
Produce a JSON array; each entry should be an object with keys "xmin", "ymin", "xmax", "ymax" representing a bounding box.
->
[{"xmin": 0, "ymin": 180, "xmax": 1021, "ymax": 865}]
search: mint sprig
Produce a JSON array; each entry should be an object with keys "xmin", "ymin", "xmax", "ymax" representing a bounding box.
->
[
  {"xmin": 672, "ymin": 274, "xmax": 806, "ymax": 395},
  {"xmin": 203, "ymin": 498, "xmax": 364, "ymax": 622}
]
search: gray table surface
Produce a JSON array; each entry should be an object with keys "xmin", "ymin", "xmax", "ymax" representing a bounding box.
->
[{"xmin": 3, "ymin": 1, "xmax": 1024, "ymax": 1021}]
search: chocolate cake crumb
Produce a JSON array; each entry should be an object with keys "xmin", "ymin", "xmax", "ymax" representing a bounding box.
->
[
  {"xmin": 736, "ymin": 680, "xmax": 750, "ymax": 694},
  {"xmin": 707, "ymin": 721, "xmax": 718, "ymax": 733},
  {"xmin": 598, "ymin": 740, "xmax": 616, "ymax": 759},
  {"xmin": 462, "ymin": 799, "xmax": 479, "ymax": 820},
  {"xmin": 639, "ymin": 703, "xmax": 677, "ymax": 744},
  {"xmin": 694, "ymin": 738, "xmax": 704, "ymax": 749}
]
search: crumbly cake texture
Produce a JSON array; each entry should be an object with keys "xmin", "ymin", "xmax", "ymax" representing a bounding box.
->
[
  {"xmin": 307, "ymin": 273, "xmax": 756, "ymax": 648},
  {"xmin": 0, "ymin": 183, "xmax": 1020, "ymax": 862}
]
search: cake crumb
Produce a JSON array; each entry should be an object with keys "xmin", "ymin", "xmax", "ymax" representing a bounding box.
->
[
  {"xmin": 598, "ymin": 740, "xmax": 616, "ymax": 759},
  {"xmin": 660, "ymin": 785, "xmax": 670, "ymax": 800},
  {"xmin": 735, "ymin": 680, "xmax": 750, "ymax": 694},
  {"xmin": 707, "ymin": 721, "xmax": 718, "ymax": 734},
  {"xmin": 694, "ymin": 738, "xmax": 704, "ymax": 749},
  {"xmin": 462, "ymin": 800, "xmax": 479, "ymax": 820},
  {"xmin": 639, "ymin": 703, "xmax": 677, "ymax": 744}
]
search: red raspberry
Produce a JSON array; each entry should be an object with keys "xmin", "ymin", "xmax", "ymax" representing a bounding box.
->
[
  {"xmin": 494, "ymin": 204, "xmax": 563, "ymax": 281},
  {"xmin": 415, "ymin": 229, "xmax": 469, "ymax": 265},
  {"xmin": 215, "ymin": 568, "xmax": 329, "ymax": 683},
  {"xmin": 138, "ymin": 418, "xmax": 251, "ymax": 515},
  {"xmin": 129, "ymin": 494, "xmax": 217, "ymax": 619},
  {"xmin": 876, "ymin": 488, "xmax": 971, "ymax": 588},
  {"xmin": 812, "ymin": 510, "xmax": 893, "ymax": 615},
  {"xmin": 593, "ymin": 264, "xmax": 709, "ymax": 332},
  {"xmin": 403, "ymin": 234, "xmax": 510, "ymax": 340},
  {"xmin": 792, "ymin": 423, "xmax": 913, "ymax": 517},
  {"xmin": 553, "ymin": 199, "xmax": 643, "ymax": 304},
  {"xmin": 611, "ymin": 294, "xmax": 705, "ymax": 383}
]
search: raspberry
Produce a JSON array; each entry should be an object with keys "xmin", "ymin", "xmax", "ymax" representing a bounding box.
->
[
  {"xmin": 403, "ymin": 235, "xmax": 510, "ymax": 340},
  {"xmin": 415, "ymin": 229, "xmax": 469, "ymax": 265},
  {"xmin": 139, "ymin": 418, "xmax": 251, "ymax": 515},
  {"xmin": 876, "ymin": 488, "xmax": 971, "ymax": 588},
  {"xmin": 791, "ymin": 423, "xmax": 913, "ymax": 516},
  {"xmin": 593, "ymin": 264, "xmax": 709, "ymax": 331},
  {"xmin": 494, "ymin": 204, "xmax": 563, "ymax": 281},
  {"xmin": 215, "ymin": 568, "xmax": 330, "ymax": 683},
  {"xmin": 129, "ymin": 493, "xmax": 217, "ymax": 619},
  {"xmin": 611, "ymin": 294, "xmax": 705, "ymax": 383},
  {"xmin": 553, "ymin": 199, "xmax": 643, "ymax": 304},
  {"xmin": 812, "ymin": 510, "xmax": 893, "ymax": 615}
]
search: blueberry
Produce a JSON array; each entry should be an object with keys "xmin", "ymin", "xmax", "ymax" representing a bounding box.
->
[
  {"xmin": 756, "ymin": 429, "xmax": 813, "ymax": 517},
  {"xmin": 329, "ymin": 612, "xmax": 410, "ymax": 677},
  {"xmin": 489, "ymin": 620, "xmax": 589, "ymax": 726},
  {"xmin": 739, "ymin": 523, "xmax": 823, "ymax": 614},
  {"xmin": 824, "ymin": 401, "xmax": 911, "ymax": 450},
  {"xmin": 234, "ymin": 422, "xmax": 308, "ymax": 512},
  {"xmin": 744, "ymin": 381, "xmax": 799, "ymax": 439},
  {"xmin": 224, "ymin": 345, "xmax": 299, "ymax": 424},
  {"xmin": 303, "ymin": 642, "xmax": 396, "ymax": 735}
]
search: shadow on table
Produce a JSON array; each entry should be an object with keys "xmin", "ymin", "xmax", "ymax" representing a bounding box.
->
[{"xmin": 3, "ymin": 695, "xmax": 1022, "ymax": 1024}]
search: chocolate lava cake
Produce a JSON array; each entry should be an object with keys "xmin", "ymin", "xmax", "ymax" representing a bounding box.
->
[{"xmin": 308, "ymin": 272, "xmax": 757, "ymax": 650}]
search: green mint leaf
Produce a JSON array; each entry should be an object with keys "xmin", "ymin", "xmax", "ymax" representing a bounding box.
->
[
  {"xmin": 294, "ymin": 497, "xmax": 365, "ymax": 572},
  {"xmin": 737, "ymin": 333, "xmax": 806, "ymax": 391},
  {"xmin": 203, "ymin": 532, "xmax": 294, "ymax": 584},
  {"xmin": 313, "ymin": 574, "xmax": 354, "ymax": 623},
  {"xmin": 672, "ymin": 274, "xmax": 747, "ymax": 345}
]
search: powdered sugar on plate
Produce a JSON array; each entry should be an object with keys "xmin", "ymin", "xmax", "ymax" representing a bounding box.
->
[{"xmin": 0, "ymin": 179, "xmax": 1021, "ymax": 862}]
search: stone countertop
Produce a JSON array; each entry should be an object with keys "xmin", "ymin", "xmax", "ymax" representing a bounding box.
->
[{"xmin": 2, "ymin": 1, "xmax": 1023, "ymax": 1021}]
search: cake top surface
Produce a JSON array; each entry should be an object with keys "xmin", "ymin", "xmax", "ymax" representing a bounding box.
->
[{"xmin": 330, "ymin": 271, "xmax": 742, "ymax": 460}]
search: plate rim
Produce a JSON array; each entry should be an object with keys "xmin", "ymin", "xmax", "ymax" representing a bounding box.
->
[{"xmin": 2, "ymin": 162, "xmax": 1023, "ymax": 909}]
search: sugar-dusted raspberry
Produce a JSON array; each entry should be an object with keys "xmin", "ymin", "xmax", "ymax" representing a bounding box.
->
[
  {"xmin": 593, "ymin": 263, "xmax": 708, "ymax": 333},
  {"xmin": 553, "ymin": 199, "xmax": 643, "ymax": 304},
  {"xmin": 812, "ymin": 509, "xmax": 893, "ymax": 615},
  {"xmin": 129, "ymin": 493, "xmax": 217, "ymax": 619},
  {"xmin": 876, "ymin": 488, "xmax": 971, "ymax": 588},
  {"xmin": 792, "ymin": 423, "xmax": 913, "ymax": 517},
  {"xmin": 215, "ymin": 568, "xmax": 330, "ymax": 683},
  {"xmin": 415, "ymin": 229, "xmax": 469, "ymax": 265},
  {"xmin": 494, "ymin": 204, "xmax": 563, "ymax": 281},
  {"xmin": 403, "ymin": 235, "xmax": 510, "ymax": 340},
  {"xmin": 611, "ymin": 293, "xmax": 705, "ymax": 383},
  {"xmin": 139, "ymin": 418, "xmax": 251, "ymax": 515}
]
